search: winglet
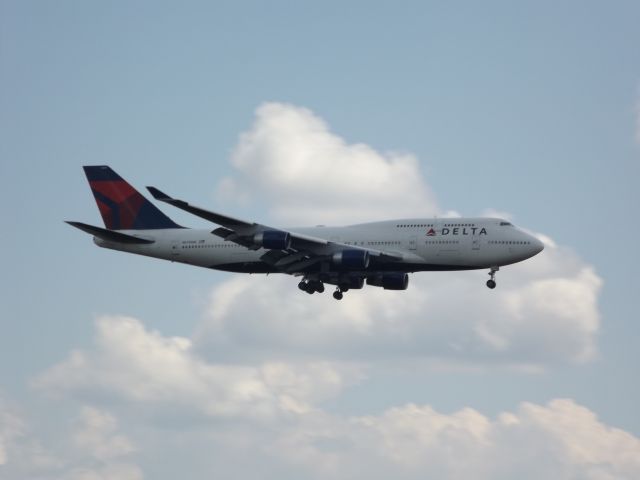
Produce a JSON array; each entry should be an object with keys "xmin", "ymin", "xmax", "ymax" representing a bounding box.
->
[{"xmin": 146, "ymin": 186, "xmax": 172, "ymax": 201}]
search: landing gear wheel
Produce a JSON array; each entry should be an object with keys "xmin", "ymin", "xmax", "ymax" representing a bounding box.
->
[
  {"xmin": 298, "ymin": 280, "xmax": 314, "ymax": 294},
  {"xmin": 486, "ymin": 266, "xmax": 499, "ymax": 289},
  {"xmin": 299, "ymin": 279, "xmax": 325, "ymax": 294},
  {"xmin": 333, "ymin": 290, "xmax": 343, "ymax": 300}
]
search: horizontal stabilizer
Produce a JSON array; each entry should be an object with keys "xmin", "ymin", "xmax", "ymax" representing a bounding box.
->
[{"xmin": 66, "ymin": 221, "xmax": 154, "ymax": 244}]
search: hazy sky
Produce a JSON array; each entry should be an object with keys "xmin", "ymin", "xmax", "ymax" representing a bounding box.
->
[{"xmin": 2, "ymin": 1, "xmax": 639, "ymax": 479}]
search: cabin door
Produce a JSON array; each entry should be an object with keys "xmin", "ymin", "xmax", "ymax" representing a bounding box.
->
[
  {"xmin": 171, "ymin": 240, "xmax": 181, "ymax": 258},
  {"xmin": 408, "ymin": 235, "xmax": 417, "ymax": 251},
  {"xmin": 472, "ymin": 236, "xmax": 481, "ymax": 252}
]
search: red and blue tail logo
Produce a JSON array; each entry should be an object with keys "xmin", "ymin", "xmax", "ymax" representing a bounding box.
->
[{"xmin": 84, "ymin": 166, "xmax": 181, "ymax": 230}]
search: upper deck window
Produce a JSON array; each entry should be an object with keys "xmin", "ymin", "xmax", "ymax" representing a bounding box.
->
[{"xmin": 500, "ymin": 221, "xmax": 513, "ymax": 226}]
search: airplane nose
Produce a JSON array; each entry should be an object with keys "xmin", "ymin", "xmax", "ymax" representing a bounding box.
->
[{"xmin": 532, "ymin": 236, "xmax": 544, "ymax": 255}]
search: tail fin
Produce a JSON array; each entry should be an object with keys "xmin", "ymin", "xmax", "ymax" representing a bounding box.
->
[{"xmin": 83, "ymin": 166, "xmax": 182, "ymax": 230}]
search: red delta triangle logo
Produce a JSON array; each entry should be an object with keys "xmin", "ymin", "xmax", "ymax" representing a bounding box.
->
[{"xmin": 426, "ymin": 228, "xmax": 436, "ymax": 236}]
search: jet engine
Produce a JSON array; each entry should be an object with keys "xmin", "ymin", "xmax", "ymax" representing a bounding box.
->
[
  {"xmin": 366, "ymin": 273, "xmax": 409, "ymax": 290},
  {"xmin": 332, "ymin": 250, "xmax": 370, "ymax": 269},
  {"xmin": 253, "ymin": 230, "xmax": 291, "ymax": 250}
]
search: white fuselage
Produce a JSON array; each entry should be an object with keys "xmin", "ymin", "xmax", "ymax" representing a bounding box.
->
[{"xmin": 94, "ymin": 217, "xmax": 544, "ymax": 274}]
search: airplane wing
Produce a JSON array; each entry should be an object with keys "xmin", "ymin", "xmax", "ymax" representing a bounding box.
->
[{"xmin": 146, "ymin": 186, "xmax": 403, "ymax": 273}]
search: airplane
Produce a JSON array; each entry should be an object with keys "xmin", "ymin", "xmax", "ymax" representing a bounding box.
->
[{"xmin": 67, "ymin": 166, "xmax": 544, "ymax": 300}]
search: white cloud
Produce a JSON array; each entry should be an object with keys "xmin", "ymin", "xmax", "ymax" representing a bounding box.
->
[
  {"xmin": 24, "ymin": 288, "xmax": 612, "ymax": 480},
  {"xmin": 34, "ymin": 316, "xmax": 360, "ymax": 419},
  {"xmin": 218, "ymin": 102, "xmax": 439, "ymax": 225},
  {"xmin": 0, "ymin": 398, "xmax": 63, "ymax": 476},
  {"xmin": 72, "ymin": 407, "xmax": 135, "ymax": 461},
  {"xmin": 194, "ymin": 237, "xmax": 601, "ymax": 366},
  {"xmin": 0, "ymin": 399, "xmax": 24, "ymax": 466},
  {"xmin": 31, "ymin": 337, "xmax": 640, "ymax": 480},
  {"xmin": 61, "ymin": 406, "xmax": 142, "ymax": 480},
  {"xmin": 268, "ymin": 399, "xmax": 640, "ymax": 480},
  {"xmin": 0, "ymin": 402, "xmax": 143, "ymax": 480},
  {"xmin": 0, "ymin": 401, "xmax": 142, "ymax": 479}
]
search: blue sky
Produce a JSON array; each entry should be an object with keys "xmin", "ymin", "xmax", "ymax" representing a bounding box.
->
[{"xmin": 1, "ymin": 1, "xmax": 639, "ymax": 478}]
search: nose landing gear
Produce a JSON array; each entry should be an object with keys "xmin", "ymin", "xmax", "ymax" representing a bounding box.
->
[
  {"xmin": 332, "ymin": 289, "xmax": 344, "ymax": 300},
  {"xmin": 486, "ymin": 266, "xmax": 499, "ymax": 289}
]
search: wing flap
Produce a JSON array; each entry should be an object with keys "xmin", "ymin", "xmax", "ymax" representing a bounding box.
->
[{"xmin": 282, "ymin": 256, "xmax": 325, "ymax": 273}]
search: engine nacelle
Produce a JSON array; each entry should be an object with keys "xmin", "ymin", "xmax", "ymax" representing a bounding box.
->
[
  {"xmin": 253, "ymin": 230, "xmax": 291, "ymax": 250},
  {"xmin": 332, "ymin": 250, "xmax": 370, "ymax": 269},
  {"xmin": 366, "ymin": 273, "xmax": 409, "ymax": 290}
]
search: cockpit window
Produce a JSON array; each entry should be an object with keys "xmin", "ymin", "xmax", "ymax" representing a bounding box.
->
[{"xmin": 500, "ymin": 221, "xmax": 513, "ymax": 226}]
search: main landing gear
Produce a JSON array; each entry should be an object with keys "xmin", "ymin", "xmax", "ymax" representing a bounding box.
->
[
  {"xmin": 298, "ymin": 278, "xmax": 345, "ymax": 300},
  {"xmin": 486, "ymin": 266, "xmax": 499, "ymax": 289},
  {"xmin": 298, "ymin": 279, "xmax": 325, "ymax": 294}
]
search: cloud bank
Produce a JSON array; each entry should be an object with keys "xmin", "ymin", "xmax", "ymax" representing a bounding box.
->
[
  {"xmin": 0, "ymin": 398, "xmax": 140, "ymax": 480},
  {"xmin": 270, "ymin": 399, "xmax": 640, "ymax": 480},
  {"xmin": 30, "ymin": 316, "xmax": 640, "ymax": 479},
  {"xmin": 34, "ymin": 316, "xmax": 358, "ymax": 420}
]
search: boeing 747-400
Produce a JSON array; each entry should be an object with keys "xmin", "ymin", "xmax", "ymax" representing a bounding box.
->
[{"xmin": 67, "ymin": 166, "xmax": 544, "ymax": 300}]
